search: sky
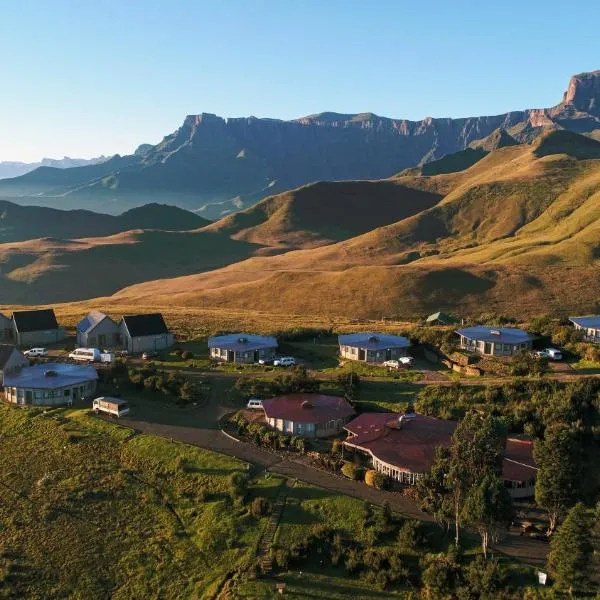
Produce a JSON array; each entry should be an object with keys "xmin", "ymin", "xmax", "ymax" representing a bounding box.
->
[{"xmin": 1, "ymin": 0, "xmax": 599, "ymax": 162}]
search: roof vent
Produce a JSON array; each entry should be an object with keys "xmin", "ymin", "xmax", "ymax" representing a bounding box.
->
[
  {"xmin": 238, "ymin": 337, "xmax": 248, "ymax": 344},
  {"xmin": 44, "ymin": 370, "xmax": 58, "ymax": 377},
  {"xmin": 490, "ymin": 330, "xmax": 501, "ymax": 336},
  {"xmin": 368, "ymin": 335, "xmax": 378, "ymax": 343},
  {"xmin": 301, "ymin": 400, "xmax": 313, "ymax": 409}
]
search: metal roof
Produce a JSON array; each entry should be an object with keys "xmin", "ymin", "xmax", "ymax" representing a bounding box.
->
[
  {"xmin": 0, "ymin": 345, "xmax": 23, "ymax": 370},
  {"xmin": 262, "ymin": 394, "xmax": 355, "ymax": 424},
  {"xmin": 12, "ymin": 309, "xmax": 59, "ymax": 333},
  {"xmin": 208, "ymin": 333, "xmax": 277, "ymax": 352},
  {"xmin": 569, "ymin": 315, "xmax": 600, "ymax": 329},
  {"xmin": 3, "ymin": 363, "xmax": 98, "ymax": 390},
  {"xmin": 76, "ymin": 310, "xmax": 111, "ymax": 334},
  {"xmin": 122, "ymin": 314, "xmax": 169, "ymax": 337},
  {"xmin": 455, "ymin": 326, "xmax": 536, "ymax": 345},
  {"xmin": 338, "ymin": 332, "xmax": 411, "ymax": 351}
]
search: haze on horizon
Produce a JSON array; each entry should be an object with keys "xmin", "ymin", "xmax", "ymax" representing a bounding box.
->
[{"xmin": 1, "ymin": 0, "xmax": 598, "ymax": 162}]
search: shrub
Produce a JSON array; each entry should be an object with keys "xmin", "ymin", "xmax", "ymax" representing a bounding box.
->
[
  {"xmin": 249, "ymin": 497, "xmax": 271, "ymax": 517},
  {"xmin": 364, "ymin": 469, "xmax": 388, "ymax": 489},
  {"xmin": 331, "ymin": 439, "xmax": 343, "ymax": 456},
  {"xmin": 341, "ymin": 462, "xmax": 362, "ymax": 480},
  {"xmin": 182, "ymin": 351, "xmax": 194, "ymax": 360},
  {"xmin": 173, "ymin": 348, "xmax": 184, "ymax": 357},
  {"xmin": 397, "ymin": 519, "xmax": 425, "ymax": 552}
]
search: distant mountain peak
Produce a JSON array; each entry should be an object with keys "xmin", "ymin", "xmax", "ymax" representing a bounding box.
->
[{"xmin": 562, "ymin": 70, "xmax": 600, "ymax": 113}]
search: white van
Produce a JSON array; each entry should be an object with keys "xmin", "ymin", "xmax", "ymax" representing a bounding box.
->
[
  {"xmin": 247, "ymin": 398, "xmax": 263, "ymax": 409},
  {"xmin": 69, "ymin": 348, "xmax": 101, "ymax": 363},
  {"xmin": 93, "ymin": 397, "xmax": 130, "ymax": 418},
  {"xmin": 273, "ymin": 356, "xmax": 296, "ymax": 367},
  {"xmin": 23, "ymin": 348, "xmax": 48, "ymax": 358}
]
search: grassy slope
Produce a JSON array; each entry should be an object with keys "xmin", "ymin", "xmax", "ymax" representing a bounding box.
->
[
  {"xmin": 107, "ymin": 132, "xmax": 600, "ymax": 318},
  {"xmin": 0, "ymin": 403, "xmax": 281, "ymax": 599}
]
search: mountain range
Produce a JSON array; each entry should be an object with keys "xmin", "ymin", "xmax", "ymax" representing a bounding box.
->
[
  {"xmin": 0, "ymin": 71, "xmax": 599, "ymax": 219},
  {"xmin": 0, "ymin": 156, "xmax": 108, "ymax": 180}
]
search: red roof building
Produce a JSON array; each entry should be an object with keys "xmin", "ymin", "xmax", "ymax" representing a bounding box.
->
[
  {"xmin": 344, "ymin": 412, "xmax": 537, "ymax": 496},
  {"xmin": 262, "ymin": 394, "xmax": 355, "ymax": 438}
]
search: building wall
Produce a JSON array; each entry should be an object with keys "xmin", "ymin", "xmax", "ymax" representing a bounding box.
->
[
  {"xmin": 15, "ymin": 328, "xmax": 66, "ymax": 347},
  {"xmin": 120, "ymin": 323, "xmax": 174, "ymax": 353},
  {"xmin": 0, "ymin": 315, "xmax": 13, "ymax": 342},
  {"xmin": 0, "ymin": 349, "xmax": 29, "ymax": 382},
  {"xmin": 340, "ymin": 345, "xmax": 407, "ymax": 363},
  {"xmin": 267, "ymin": 416, "xmax": 348, "ymax": 438},
  {"xmin": 459, "ymin": 336, "xmax": 532, "ymax": 357},
  {"xmin": 574, "ymin": 323, "xmax": 600, "ymax": 343},
  {"xmin": 3, "ymin": 379, "xmax": 97, "ymax": 406},
  {"xmin": 78, "ymin": 318, "xmax": 121, "ymax": 348},
  {"xmin": 211, "ymin": 346, "xmax": 276, "ymax": 363}
]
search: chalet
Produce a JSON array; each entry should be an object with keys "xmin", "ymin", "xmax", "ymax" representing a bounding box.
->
[
  {"xmin": 456, "ymin": 326, "xmax": 536, "ymax": 357},
  {"xmin": 0, "ymin": 313, "xmax": 13, "ymax": 342},
  {"xmin": 426, "ymin": 311, "xmax": 458, "ymax": 326},
  {"xmin": 76, "ymin": 311, "xmax": 121, "ymax": 348},
  {"xmin": 338, "ymin": 332, "xmax": 411, "ymax": 363},
  {"xmin": 12, "ymin": 309, "xmax": 66, "ymax": 346},
  {"xmin": 262, "ymin": 394, "xmax": 355, "ymax": 438},
  {"xmin": 344, "ymin": 411, "xmax": 537, "ymax": 498},
  {"xmin": 119, "ymin": 314, "xmax": 174, "ymax": 354},
  {"xmin": 208, "ymin": 333, "xmax": 277, "ymax": 364},
  {"xmin": 569, "ymin": 316, "xmax": 600, "ymax": 343},
  {"xmin": 3, "ymin": 362, "xmax": 98, "ymax": 406},
  {"xmin": 0, "ymin": 345, "xmax": 28, "ymax": 383}
]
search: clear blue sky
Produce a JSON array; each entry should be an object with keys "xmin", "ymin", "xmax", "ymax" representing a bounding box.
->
[{"xmin": 1, "ymin": 0, "xmax": 598, "ymax": 161}]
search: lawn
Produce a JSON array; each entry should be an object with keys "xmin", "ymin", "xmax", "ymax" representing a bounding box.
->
[
  {"xmin": 0, "ymin": 403, "xmax": 272, "ymax": 599},
  {"xmin": 568, "ymin": 359, "xmax": 600, "ymax": 374}
]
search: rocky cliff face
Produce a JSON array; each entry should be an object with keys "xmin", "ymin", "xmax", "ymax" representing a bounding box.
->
[{"xmin": 2, "ymin": 70, "xmax": 599, "ymax": 217}]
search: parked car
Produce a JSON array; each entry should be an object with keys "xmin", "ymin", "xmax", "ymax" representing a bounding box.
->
[
  {"xmin": 23, "ymin": 348, "xmax": 48, "ymax": 358},
  {"xmin": 142, "ymin": 351, "xmax": 159, "ymax": 360},
  {"xmin": 536, "ymin": 348, "xmax": 563, "ymax": 361},
  {"xmin": 246, "ymin": 398, "xmax": 263, "ymax": 409},
  {"xmin": 69, "ymin": 347, "xmax": 101, "ymax": 363},
  {"xmin": 258, "ymin": 357, "xmax": 275, "ymax": 365},
  {"xmin": 383, "ymin": 356, "xmax": 414, "ymax": 368},
  {"xmin": 273, "ymin": 356, "xmax": 296, "ymax": 367}
]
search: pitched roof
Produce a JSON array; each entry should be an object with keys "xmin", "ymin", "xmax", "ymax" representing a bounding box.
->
[
  {"xmin": 262, "ymin": 394, "xmax": 355, "ymax": 424},
  {"xmin": 338, "ymin": 332, "xmax": 411, "ymax": 351},
  {"xmin": 569, "ymin": 315, "xmax": 600, "ymax": 329},
  {"xmin": 3, "ymin": 362, "xmax": 98, "ymax": 390},
  {"xmin": 208, "ymin": 333, "xmax": 277, "ymax": 352},
  {"xmin": 344, "ymin": 412, "xmax": 537, "ymax": 482},
  {"xmin": 455, "ymin": 326, "xmax": 536, "ymax": 345},
  {"xmin": 0, "ymin": 345, "xmax": 20, "ymax": 370},
  {"xmin": 12, "ymin": 309, "xmax": 59, "ymax": 333},
  {"xmin": 77, "ymin": 310, "xmax": 112, "ymax": 334},
  {"xmin": 122, "ymin": 314, "xmax": 169, "ymax": 337},
  {"xmin": 0, "ymin": 312, "xmax": 11, "ymax": 325}
]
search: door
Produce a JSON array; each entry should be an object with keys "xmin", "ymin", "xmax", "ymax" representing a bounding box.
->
[
  {"xmin": 358, "ymin": 349, "xmax": 366, "ymax": 361},
  {"xmin": 385, "ymin": 349, "xmax": 392, "ymax": 360},
  {"xmin": 98, "ymin": 334, "xmax": 106, "ymax": 347},
  {"xmin": 484, "ymin": 342, "xmax": 493, "ymax": 355},
  {"xmin": 227, "ymin": 350, "xmax": 235, "ymax": 362},
  {"xmin": 254, "ymin": 350, "xmax": 259, "ymax": 363}
]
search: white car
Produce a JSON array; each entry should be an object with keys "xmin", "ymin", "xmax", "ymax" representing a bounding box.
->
[
  {"xmin": 536, "ymin": 348, "xmax": 563, "ymax": 361},
  {"xmin": 273, "ymin": 356, "xmax": 296, "ymax": 367},
  {"xmin": 23, "ymin": 348, "xmax": 48, "ymax": 358},
  {"xmin": 246, "ymin": 398, "xmax": 263, "ymax": 409},
  {"xmin": 383, "ymin": 357, "xmax": 414, "ymax": 368}
]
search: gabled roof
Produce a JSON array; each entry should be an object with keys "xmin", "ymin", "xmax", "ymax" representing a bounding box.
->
[
  {"xmin": 122, "ymin": 314, "xmax": 169, "ymax": 337},
  {"xmin": 262, "ymin": 394, "xmax": 355, "ymax": 424},
  {"xmin": 0, "ymin": 345, "xmax": 22, "ymax": 370},
  {"xmin": 208, "ymin": 333, "xmax": 277, "ymax": 352},
  {"xmin": 569, "ymin": 315, "xmax": 600, "ymax": 329},
  {"xmin": 426, "ymin": 312, "xmax": 458, "ymax": 325},
  {"xmin": 338, "ymin": 332, "xmax": 411, "ymax": 351},
  {"xmin": 12, "ymin": 309, "xmax": 59, "ymax": 333},
  {"xmin": 76, "ymin": 310, "xmax": 113, "ymax": 334},
  {"xmin": 0, "ymin": 312, "xmax": 11, "ymax": 325},
  {"xmin": 455, "ymin": 326, "xmax": 536, "ymax": 345}
]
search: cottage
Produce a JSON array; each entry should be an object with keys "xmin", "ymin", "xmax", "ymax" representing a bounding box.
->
[
  {"xmin": 12, "ymin": 309, "xmax": 65, "ymax": 346},
  {"xmin": 0, "ymin": 345, "xmax": 28, "ymax": 383},
  {"xmin": 119, "ymin": 314, "xmax": 174, "ymax": 354},
  {"xmin": 76, "ymin": 311, "xmax": 121, "ymax": 348},
  {"xmin": 344, "ymin": 412, "xmax": 537, "ymax": 497},
  {"xmin": 208, "ymin": 333, "xmax": 277, "ymax": 364},
  {"xmin": 426, "ymin": 311, "xmax": 458, "ymax": 326},
  {"xmin": 3, "ymin": 362, "xmax": 98, "ymax": 406},
  {"xmin": 0, "ymin": 313, "xmax": 13, "ymax": 342},
  {"xmin": 262, "ymin": 394, "xmax": 355, "ymax": 438},
  {"xmin": 569, "ymin": 316, "xmax": 600, "ymax": 343},
  {"xmin": 456, "ymin": 326, "xmax": 536, "ymax": 357},
  {"xmin": 338, "ymin": 332, "xmax": 411, "ymax": 363}
]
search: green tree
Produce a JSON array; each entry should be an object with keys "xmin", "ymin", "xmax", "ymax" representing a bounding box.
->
[
  {"xmin": 547, "ymin": 502, "xmax": 594, "ymax": 596},
  {"xmin": 416, "ymin": 447, "xmax": 454, "ymax": 532},
  {"xmin": 461, "ymin": 474, "xmax": 514, "ymax": 558},
  {"xmin": 534, "ymin": 423, "xmax": 583, "ymax": 533}
]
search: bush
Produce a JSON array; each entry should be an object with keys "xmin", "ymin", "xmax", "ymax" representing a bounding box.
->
[
  {"xmin": 341, "ymin": 462, "xmax": 362, "ymax": 480},
  {"xmin": 397, "ymin": 519, "xmax": 425, "ymax": 552},
  {"xmin": 181, "ymin": 351, "xmax": 194, "ymax": 360},
  {"xmin": 364, "ymin": 469, "xmax": 389, "ymax": 489},
  {"xmin": 173, "ymin": 348, "xmax": 184, "ymax": 357},
  {"xmin": 249, "ymin": 497, "xmax": 271, "ymax": 517}
]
